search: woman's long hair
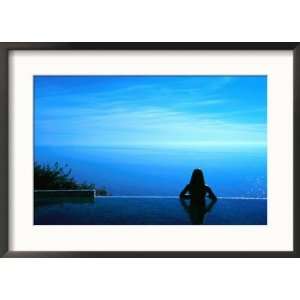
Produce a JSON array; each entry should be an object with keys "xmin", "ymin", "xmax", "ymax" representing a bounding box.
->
[{"xmin": 189, "ymin": 169, "xmax": 205, "ymax": 196}]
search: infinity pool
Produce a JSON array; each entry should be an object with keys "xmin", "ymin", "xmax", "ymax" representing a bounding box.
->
[{"xmin": 34, "ymin": 196, "xmax": 267, "ymax": 225}]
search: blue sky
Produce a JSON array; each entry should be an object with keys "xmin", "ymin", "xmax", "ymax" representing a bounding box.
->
[{"xmin": 34, "ymin": 75, "xmax": 267, "ymax": 148}]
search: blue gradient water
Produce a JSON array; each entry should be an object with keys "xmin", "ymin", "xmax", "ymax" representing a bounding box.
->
[{"xmin": 35, "ymin": 145, "xmax": 267, "ymax": 198}]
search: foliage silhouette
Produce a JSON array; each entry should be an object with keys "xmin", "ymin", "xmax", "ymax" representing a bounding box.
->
[{"xmin": 34, "ymin": 161, "xmax": 109, "ymax": 195}]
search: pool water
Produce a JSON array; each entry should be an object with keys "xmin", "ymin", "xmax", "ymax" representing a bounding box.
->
[{"xmin": 34, "ymin": 196, "xmax": 267, "ymax": 225}]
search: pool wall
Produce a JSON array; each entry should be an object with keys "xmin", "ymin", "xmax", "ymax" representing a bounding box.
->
[{"xmin": 34, "ymin": 190, "xmax": 96, "ymax": 204}]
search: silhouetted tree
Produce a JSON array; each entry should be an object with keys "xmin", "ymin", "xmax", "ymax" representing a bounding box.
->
[{"xmin": 34, "ymin": 161, "xmax": 109, "ymax": 195}]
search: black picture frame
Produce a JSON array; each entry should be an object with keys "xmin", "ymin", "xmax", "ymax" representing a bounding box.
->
[{"xmin": 0, "ymin": 42, "xmax": 299, "ymax": 258}]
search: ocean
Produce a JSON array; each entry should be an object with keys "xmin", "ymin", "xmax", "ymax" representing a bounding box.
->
[{"xmin": 35, "ymin": 145, "xmax": 267, "ymax": 199}]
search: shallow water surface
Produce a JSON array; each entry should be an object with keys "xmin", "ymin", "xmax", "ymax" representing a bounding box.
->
[{"xmin": 34, "ymin": 196, "xmax": 267, "ymax": 225}]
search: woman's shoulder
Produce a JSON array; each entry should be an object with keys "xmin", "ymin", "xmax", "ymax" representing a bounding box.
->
[
  {"xmin": 180, "ymin": 183, "xmax": 191, "ymax": 196},
  {"xmin": 181, "ymin": 183, "xmax": 190, "ymax": 191}
]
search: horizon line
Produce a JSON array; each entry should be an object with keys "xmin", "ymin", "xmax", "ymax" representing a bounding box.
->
[{"xmin": 96, "ymin": 195, "xmax": 267, "ymax": 200}]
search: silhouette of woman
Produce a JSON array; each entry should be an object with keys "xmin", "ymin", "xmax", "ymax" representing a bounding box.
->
[{"xmin": 179, "ymin": 169, "xmax": 217, "ymax": 225}]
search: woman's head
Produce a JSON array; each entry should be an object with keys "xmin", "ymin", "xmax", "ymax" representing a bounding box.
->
[{"xmin": 190, "ymin": 168, "xmax": 205, "ymax": 188}]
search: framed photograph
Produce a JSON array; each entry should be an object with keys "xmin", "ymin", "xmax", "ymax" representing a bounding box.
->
[{"xmin": 0, "ymin": 43, "xmax": 299, "ymax": 257}]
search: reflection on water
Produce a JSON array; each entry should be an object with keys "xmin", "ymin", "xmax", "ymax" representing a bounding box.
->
[{"xmin": 34, "ymin": 196, "xmax": 267, "ymax": 225}]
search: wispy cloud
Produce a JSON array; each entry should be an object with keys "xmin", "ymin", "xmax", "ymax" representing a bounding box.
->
[{"xmin": 34, "ymin": 75, "xmax": 267, "ymax": 147}]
